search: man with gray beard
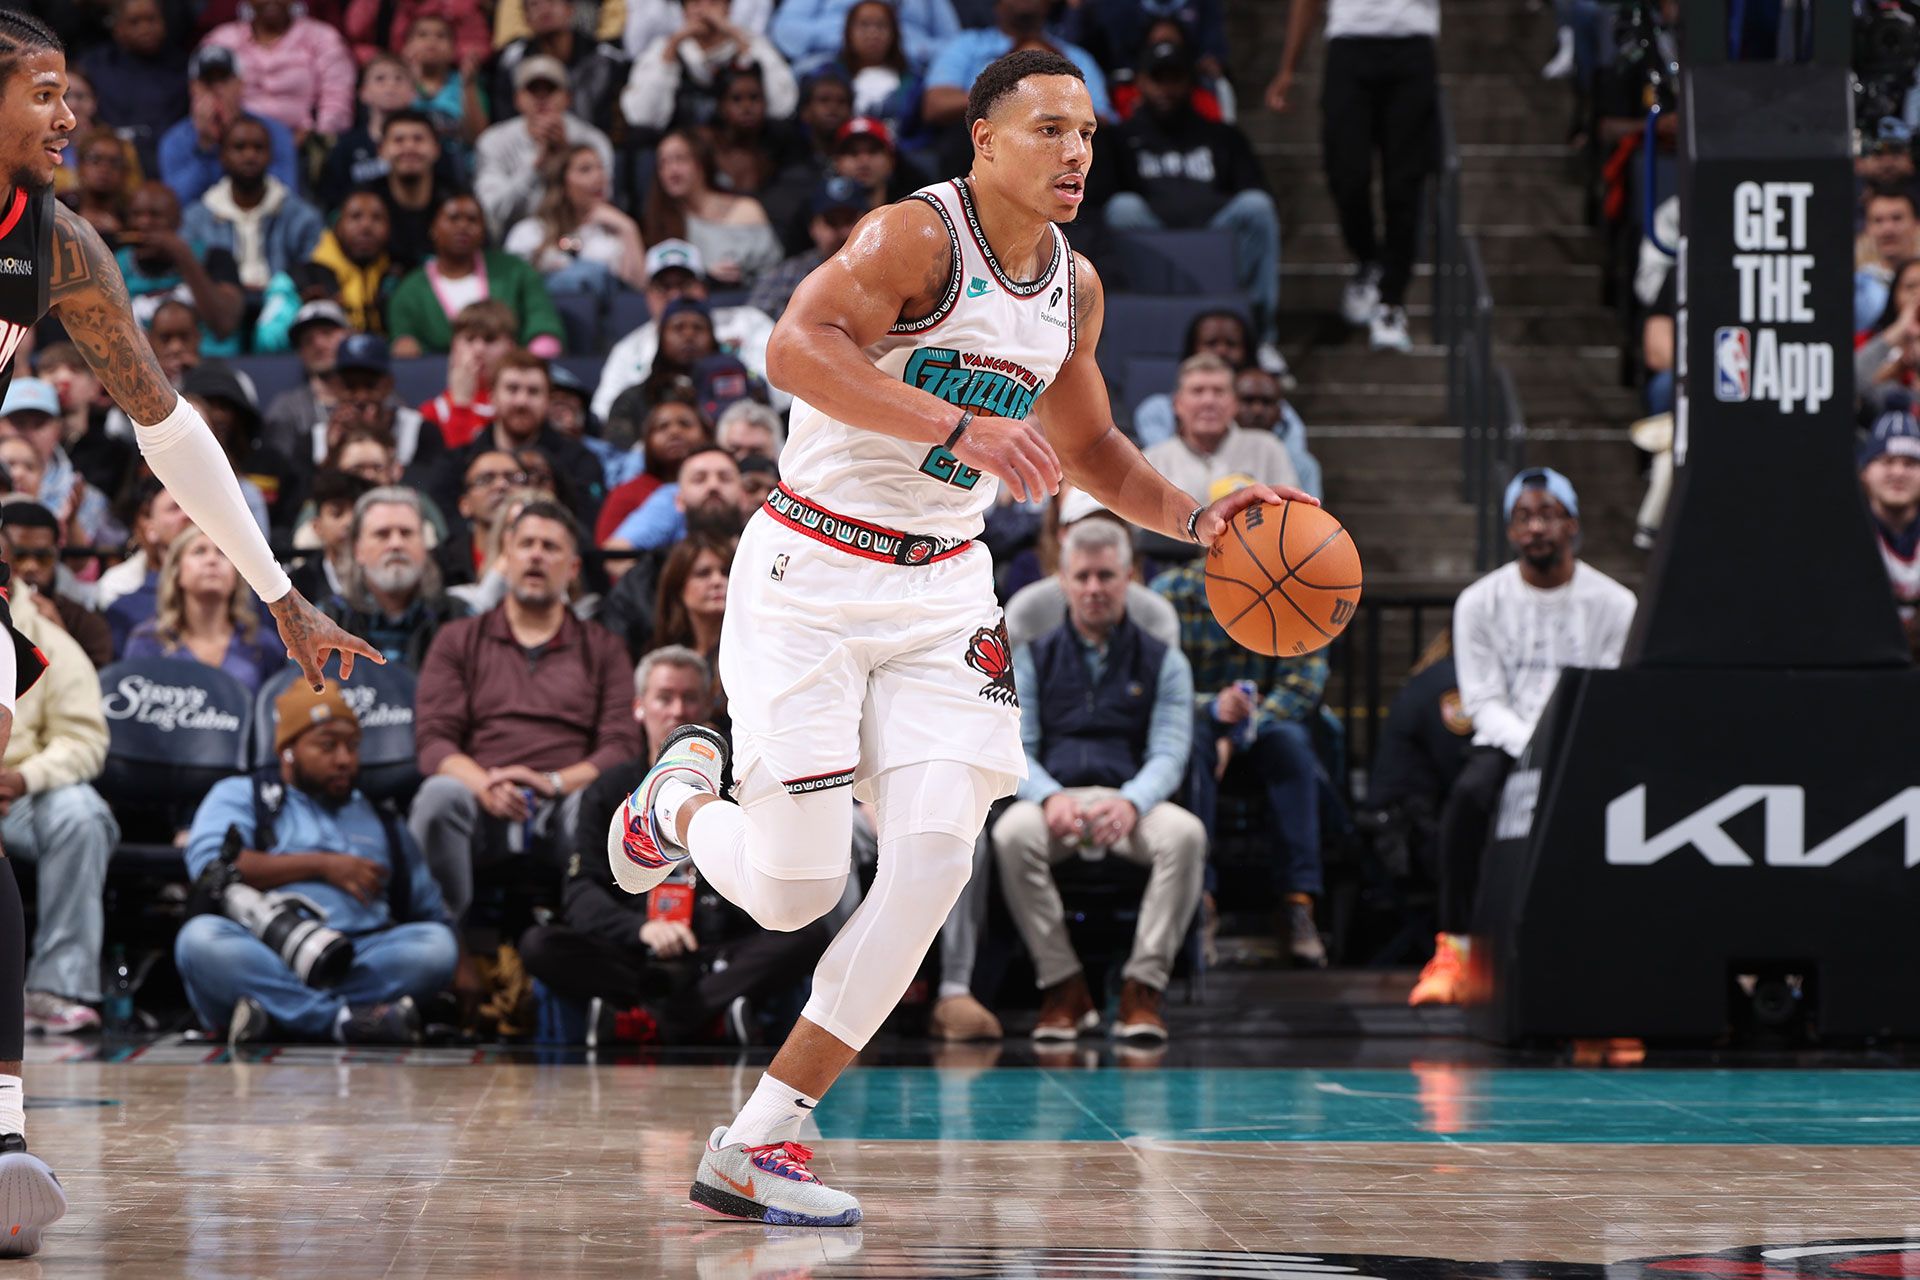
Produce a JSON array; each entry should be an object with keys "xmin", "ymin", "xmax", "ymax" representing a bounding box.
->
[{"xmin": 321, "ymin": 488, "xmax": 471, "ymax": 671}]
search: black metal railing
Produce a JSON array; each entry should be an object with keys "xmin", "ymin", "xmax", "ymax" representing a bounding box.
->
[
  {"xmin": 1322, "ymin": 591, "xmax": 1457, "ymax": 802},
  {"xmin": 1432, "ymin": 101, "xmax": 1527, "ymax": 571}
]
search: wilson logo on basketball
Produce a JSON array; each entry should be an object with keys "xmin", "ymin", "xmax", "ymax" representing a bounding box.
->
[{"xmin": 964, "ymin": 623, "xmax": 1018, "ymax": 706}]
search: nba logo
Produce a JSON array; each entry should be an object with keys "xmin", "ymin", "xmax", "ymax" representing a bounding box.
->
[{"xmin": 1714, "ymin": 326, "xmax": 1750, "ymax": 402}]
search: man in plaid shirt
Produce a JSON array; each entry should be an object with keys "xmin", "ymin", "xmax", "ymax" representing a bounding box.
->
[{"xmin": 1151, "ymin": 557, "xmax": 1331, "ymax": 966}]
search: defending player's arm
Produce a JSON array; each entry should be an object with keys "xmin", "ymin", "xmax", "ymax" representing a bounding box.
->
[
  {"xmin": 46, "ymin": 204, "xmax": 381, "ymax": 689},
  {"xmin": 765, "ymin": 199, "xmax": 1063, "ymax": 501},
  {"xmin": 1034, "ymin": 254, "xmax": 1315, "ymax": 544}
]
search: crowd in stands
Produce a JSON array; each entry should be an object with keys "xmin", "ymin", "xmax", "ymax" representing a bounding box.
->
[{"xmin": 0, "ymin": 0, "xmax": 1387, "ymax": 1050}]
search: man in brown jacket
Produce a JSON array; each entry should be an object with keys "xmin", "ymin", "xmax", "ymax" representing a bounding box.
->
[{"xmin": 408, "ymin": 500, "xmax": 639, "ymax": 922}]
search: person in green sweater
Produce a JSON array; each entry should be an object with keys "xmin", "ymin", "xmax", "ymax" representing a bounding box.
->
[{"xmin": 388, "ymin": 191, "xmax": 565, "ymax": 358}]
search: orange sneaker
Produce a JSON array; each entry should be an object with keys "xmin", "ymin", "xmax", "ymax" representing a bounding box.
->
[{"xmin": 1409, "ymin": 933, "xmax": 1470, "ymax": 1006}]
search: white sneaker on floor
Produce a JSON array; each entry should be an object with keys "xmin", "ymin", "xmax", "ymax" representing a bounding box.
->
[
  {"xmin": 1256, "ymin": 342, "xmax": 1299, "ymax": 392},
  {"xmin": 24, "ymin": 992, "xmax": 99, "ymax": 1037},
  {"xmin": 1341, "ymin": 264, "xmax": 1382, "ymax": 327},
  {"xmin": 1369, "ymin": 304, "xmax": 1412, "ymax": 353}
]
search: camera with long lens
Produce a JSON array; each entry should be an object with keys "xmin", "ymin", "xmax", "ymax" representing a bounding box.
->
[
  {"xmin": 1857, "ymin": 1, "xmax": 1920, "ymax": 151},
  {"xmin": 187, "ymin": 825, "xmax": 355, "ymax": 988}
]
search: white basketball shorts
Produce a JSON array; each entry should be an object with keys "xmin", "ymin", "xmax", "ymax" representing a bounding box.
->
[{"xmin": 718, "ymin": 492, "xmax": 1026, "ymax": 807}]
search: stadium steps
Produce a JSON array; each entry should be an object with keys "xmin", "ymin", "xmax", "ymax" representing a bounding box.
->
[{"xmin": 1233, "ymin": 0, "xmax": 1644, "ymax": 605}]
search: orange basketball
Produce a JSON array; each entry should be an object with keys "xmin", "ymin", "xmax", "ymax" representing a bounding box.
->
[{"xmin": 1204, "ymin": 501, "xmax": 1363, "ymax": 656}]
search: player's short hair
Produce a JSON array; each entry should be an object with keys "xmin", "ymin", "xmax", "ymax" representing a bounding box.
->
[
  {"xmin": 634, "ymin": 644, "xmax": 712, "ymax": 698},
  {"xmin": 965, "ymin": 48, "xmax": 1085, "ymax": 129},
  {"xmin": 1175, "ymin": 351, "xmax": 1235, "ymax": 389},
  {"xmin": 0, "ymin": 11, "xmax": 61, "ymax": 91},
  {"xmin": 1061, "ymin": 515, "xmax": 1132, "ymax": 568}
]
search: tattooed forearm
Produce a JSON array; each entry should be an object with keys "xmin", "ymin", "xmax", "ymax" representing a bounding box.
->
[{"xmin": 48, "ymin": 205, "xmax": 179, "ymax": 425}]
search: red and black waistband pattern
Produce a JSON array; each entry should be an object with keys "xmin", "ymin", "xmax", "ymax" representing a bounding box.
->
[{"xmin": 764, "ymin": 484, "xmax": 974, "ymax": 567}]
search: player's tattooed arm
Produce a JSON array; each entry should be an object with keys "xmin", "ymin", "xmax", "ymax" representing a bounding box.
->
[
  {"xmin": 901, "ymin": 229, "xmax": 954, "ymax": 325},
  {"xmin": 48, "ymin": 203, "xmax": 179, "ymax": 425},
  {"xmin": 1072, "ymin": 252, "xmax": 1100, "ymax": 336}
]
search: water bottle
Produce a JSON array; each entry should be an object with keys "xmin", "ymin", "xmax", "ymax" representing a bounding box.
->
[
  {"xmin": 506, "ymin": 787, "xmax": 536, "ymax": 854},
  {"xmin": 1235, "ymin": 679, "xmax": 1260, "ymax": 749},
  {"xmin": 105, "ymin": 945, "xmax": 134, "ymax": 1034},
  {"xmin": 1075, "ymin": 809, "xmax": 1105, "ymax": 861}
]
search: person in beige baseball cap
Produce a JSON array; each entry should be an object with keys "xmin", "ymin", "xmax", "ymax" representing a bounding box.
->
[{"xmin": 172, "ymin": 678, "xmax": 457, "ymax": 1046}]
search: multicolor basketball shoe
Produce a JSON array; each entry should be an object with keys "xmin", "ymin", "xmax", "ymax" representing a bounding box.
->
[
  {"xmin": 689, "ymin": 1127, "xmax": 862, "ymax": 1226},
  {"xmin": 608, "ymin": 724, "xmax": 728, "ymax": 895}
]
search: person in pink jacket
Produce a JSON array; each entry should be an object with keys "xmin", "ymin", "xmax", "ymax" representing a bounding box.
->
[
  {"xmin": 345, "ymin": 0, "xmax": 492, "ymax": 70},
  {"xmin": 201, "ymin": 0, "xmax": 358, "ymax": 140}
]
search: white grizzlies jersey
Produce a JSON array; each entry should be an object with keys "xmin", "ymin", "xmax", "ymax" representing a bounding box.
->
[{"xmin": 777, "ymin": 177, "xmax": 1078, "ymax": 542}]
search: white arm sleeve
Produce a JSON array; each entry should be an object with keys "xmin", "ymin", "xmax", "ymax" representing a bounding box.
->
[{"xmin": 132, "ymin": 396, "xmax": 293, "ymax": 604}]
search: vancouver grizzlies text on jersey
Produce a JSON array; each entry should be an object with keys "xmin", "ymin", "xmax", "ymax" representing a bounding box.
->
[{"xmin": 776, "ymin": 178, "xmax": 1077, "ymax": 542}]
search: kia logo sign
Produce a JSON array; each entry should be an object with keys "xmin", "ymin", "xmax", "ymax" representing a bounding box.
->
[
  {"xmin": 1605, "ymin": 784, "xmax": 1920, "ymax": 867},
  {"xmin": 101, "ymin": 675, "xmax": 243, "ymax": 733}
]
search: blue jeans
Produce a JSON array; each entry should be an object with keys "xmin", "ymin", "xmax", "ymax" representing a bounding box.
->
[
  {"xmin": 1106, "ymin": 189, "xmax": 1282, "ymax": 344},
  {"xmin": 174, "ymin": 915, "xmax": 458, "ymax": 1038},
  {"xmin": 1646, "ymin": 368, "xmax": 1674, "ymax": 416},
  {"xmin": 1189, "ymin": 714, "xmax": 1326, "ymax": 898},
  {"xmin": 5, "ymin": 785, "xmax": 117, "ymax": 1001}
]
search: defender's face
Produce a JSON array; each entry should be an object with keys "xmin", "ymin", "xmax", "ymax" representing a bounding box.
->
[
  {"xmin": 4, "ymin": 52, "xmax": 75, "ymax": 192},
  {"xmin": 974, "ymin": 74, "xmax": 1093, "ymax": 221}
]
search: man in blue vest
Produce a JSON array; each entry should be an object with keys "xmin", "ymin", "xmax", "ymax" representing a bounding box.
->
[{"xmin": 991, "ymin": 519, "xmax": 1205, "ymax": 1043}]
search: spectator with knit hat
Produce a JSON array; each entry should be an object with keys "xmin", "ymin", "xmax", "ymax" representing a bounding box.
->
[{"xmin": 176, "ymin": 680, "xmax": 458, "ymax": 1045}]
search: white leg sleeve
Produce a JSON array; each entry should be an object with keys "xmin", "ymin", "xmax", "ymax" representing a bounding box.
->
[
  {"xmin": 685, "ymin": 764, "xmax": 852, "ymax": 932},
  {"xmin": 132, "ymin": 397, "xmax": 292, "ymax": 603},
  {"xmin": 800, "ymin": 762, "xmax": 1005, "ymax": 1050}
]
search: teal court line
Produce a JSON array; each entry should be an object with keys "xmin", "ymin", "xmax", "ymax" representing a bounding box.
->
[{"xmin": 810, "ymin": 1068, "xmax": 1920, "ymax": 1146}]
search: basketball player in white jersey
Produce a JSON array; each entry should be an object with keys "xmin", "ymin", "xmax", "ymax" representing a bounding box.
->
[
  {"xmin": 612, "ymin": 50, "xmax": 1309, "ymax": 1226},
  {"xmin": 0, "ymin": 15, "xmax": 379, "ymax": 1253}
]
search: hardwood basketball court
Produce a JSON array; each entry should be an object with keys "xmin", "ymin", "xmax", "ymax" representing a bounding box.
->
[{"xmin": 19, "ymin": 1022, "xmax": 1920, "ymax": 1278}]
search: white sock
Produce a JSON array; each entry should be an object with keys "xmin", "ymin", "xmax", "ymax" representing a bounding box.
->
[
  {"xmin": 937, "ymin": 981, "xmax": 971, "ymax": 1002},
  {"xmin": 0, "ymin": 1074, "xmax": 25, "ymax": 1138},
  {"xmin": 722, "ymin": 1073, "xmax": 819, "ymax": 1149},
  {"xmin": 653, "ymin": 778, "xmax": 701, "ymax": 849}
]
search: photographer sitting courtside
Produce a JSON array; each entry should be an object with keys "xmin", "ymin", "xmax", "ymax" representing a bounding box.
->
[{"xmin": 175, "ymin": 682, "xmax": 459, "ymax": 1044}]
